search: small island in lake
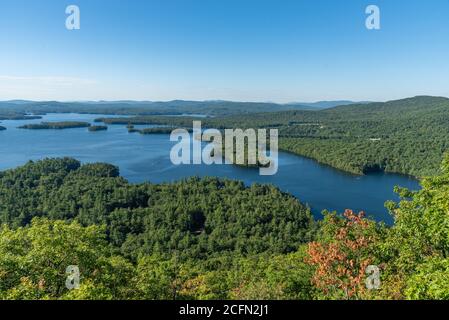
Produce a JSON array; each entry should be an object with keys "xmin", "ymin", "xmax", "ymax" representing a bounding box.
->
[
  {"xmin": 0, "ymin": 126, "xmax": 6, "ymax": 131},
  {"xmin": 88, "ymin": 125, "xmax": 108, "ymax": 132},
  {"xmin": 128, "ymin": 126, "xmax": 191, "ymax": 134},
  {"xmin": 137, "ymin": 127, "xmax": 177, "ymax": 134},
  {"xmin": 18, "ymin": 121, "xmax": 91, "ymax": 130}
]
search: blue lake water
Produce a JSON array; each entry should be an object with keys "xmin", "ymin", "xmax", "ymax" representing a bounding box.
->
[{"xmin": 0, "ymin": 113, "xmax": 420, "ymax": 224}]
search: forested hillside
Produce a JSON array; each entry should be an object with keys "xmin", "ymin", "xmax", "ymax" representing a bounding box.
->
[
  {"xmin": 1, "ymin": 157, "xmax": 449, "ymax": 300},
  {"xmin": 99, "ymin": 96, "xmax": 449, "ymax": 177}
]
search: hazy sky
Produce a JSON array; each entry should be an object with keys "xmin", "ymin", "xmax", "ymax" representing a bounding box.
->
[{"xmin": 1, "ymin": 0, "xmax": 449, "ymax": 102}]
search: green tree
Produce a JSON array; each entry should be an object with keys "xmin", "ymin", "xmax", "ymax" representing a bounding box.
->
[
  {"xmin": 383, "ymin": 154, "xmax": 449, "ymax": 299},
  {"xmin": 0, "ymin": 218, "xmax": 134, "ymax": 300}
]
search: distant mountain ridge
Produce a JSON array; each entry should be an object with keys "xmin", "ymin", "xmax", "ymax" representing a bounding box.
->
[
  {"xmin": 289, "ymin": 100, "xmax": 372, "ymax": 109},
  {"xmin": 0, "ymin": 99, "xmax": 318, "ymax": 117},
  {"xmin": 2, "ymin": 96, "xmax": 446, "ymax": 118},
  {"xmin": 1, "ymin": 99, "xmax": 368, "ymax": 107}
]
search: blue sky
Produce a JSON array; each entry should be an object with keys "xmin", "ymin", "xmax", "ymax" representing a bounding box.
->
[{"xmin": 0, "ymin": 0, "xmax": 448, "ymax": 102}]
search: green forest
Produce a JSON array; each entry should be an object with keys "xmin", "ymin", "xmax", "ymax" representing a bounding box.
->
[{"xmin": 1, "ymin": 156, "xmax": 449, "ymax": 300}]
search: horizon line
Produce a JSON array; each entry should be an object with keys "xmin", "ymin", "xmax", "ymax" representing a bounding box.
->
[{"xmin": 1, "ymin": 95, "xmax": 448, "ymax": 105}]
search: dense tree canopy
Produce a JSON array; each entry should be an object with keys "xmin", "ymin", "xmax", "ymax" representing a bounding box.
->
[{"xmin": 0, "ymin": 158, "xmax": 317, "ymax": 299}]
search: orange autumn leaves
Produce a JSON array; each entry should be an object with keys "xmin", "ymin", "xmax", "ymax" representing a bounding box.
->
[{"xmin": 306, "ymin": 210, "xmax": 379, "ymax": 299}]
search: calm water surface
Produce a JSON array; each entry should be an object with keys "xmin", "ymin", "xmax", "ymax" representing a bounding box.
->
[{"xmin": 0, "ymin": 113, "xmax": 420, "ymax": 224}]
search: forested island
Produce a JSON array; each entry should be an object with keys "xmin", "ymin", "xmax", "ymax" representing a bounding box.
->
[
  {"xmin": 0, "ymin": 157, "xmax": 448, "ymax": 300},
  {"xmin": 128, "ymin": 127, "xmax": 183, "ymax": 134},
  {"xmin": 18, "ymin": 121, "xmax": 91, "ymax": 130},
  {"xmin": 88, "ymin": 125, "xmax": 108, "ymax": 132},
  {"xmin": 0, "ymin": 126, "xmax": 5, "ymax": 131}
]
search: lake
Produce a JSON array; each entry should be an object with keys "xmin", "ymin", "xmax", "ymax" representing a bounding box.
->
[{"xmin": 0, "ymin": 113, "xmax": 420, "ymax": 224}]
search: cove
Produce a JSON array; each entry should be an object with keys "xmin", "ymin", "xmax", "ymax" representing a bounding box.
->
[{"xmin": 0, "ymin": 113, "xmax": 420, "ymax": 225}]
